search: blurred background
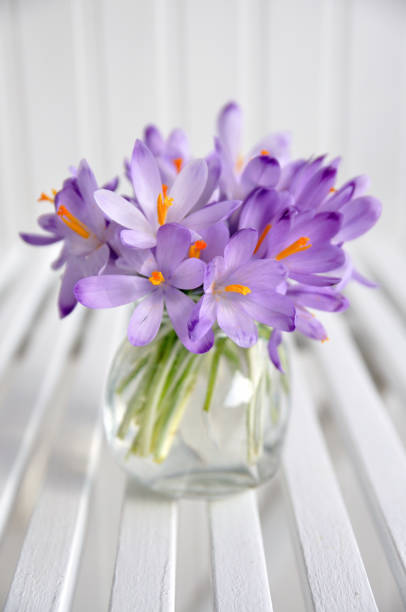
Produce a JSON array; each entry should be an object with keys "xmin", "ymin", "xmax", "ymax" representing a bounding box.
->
[{"xmin": 1, "ymin": 0, "xmax": 405, "ymax": 610}]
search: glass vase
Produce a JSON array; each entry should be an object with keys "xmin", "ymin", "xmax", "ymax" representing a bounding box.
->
[{"xmin": 104, "ymin": 320, "xmax": 291, "ymax": 499}]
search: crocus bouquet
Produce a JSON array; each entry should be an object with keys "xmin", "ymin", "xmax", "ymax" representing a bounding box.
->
[{"xmin": 21, "ymin": 102, "xmax": 381, "ymax": 469}]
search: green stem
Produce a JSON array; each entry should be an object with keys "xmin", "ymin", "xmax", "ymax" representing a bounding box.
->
[{"xmin": 203, "ymin": 337, "xmax": 226, "ymax": 412}]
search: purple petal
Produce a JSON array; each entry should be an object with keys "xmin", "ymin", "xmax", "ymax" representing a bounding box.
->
[
  {"xmin": 291, "ymin": 211, "xmax": 342, "ymax": 243},
  {"xmin": 58, "ymin": 259, "xmax": 83, "ymax": 317},
  {"xmin": 239, "ymin": 188, "xmax": 282, "ymax": 232},
  {"xmin": 155, "ymin": 223, "xmax": 191, "ymax": 274},
  {"xmin": 352, "ymin": 266, "xmax": 377, "ymax": 288},
  {"xmin": 226, "ymin": 259, "xmax": 287, "ymax": 292},
  {"xmin": 169, "ymin": 258, "xmax": 205, "ymax": 290},
  {"xmin": 166, "ymin": 159, "xmax": 208, "ymax": 221},
  {"xmin": 167, "ymin": 128, "xmax": 190, "ymax": 160},
  {"xmin": 144, "ymin": 124, "xmax": 165, "ymax": 155},
  {"xmin": 76, "ymin": 160, "xmax": 106, "ymax": 234},
  {"xmin": 183, "ymin": 199, "xmax": 240, "ymax": 231},
  {"xmin": 128, "ymin": 291, "xmax": 164, "ymax": 346},
  {"xmin": 217, "ymin": 101, "xmax": 242, "ymax": 164},
  {"xmin": 83, "ymin": 243, "xmax": 110, "ymax": 275},
  {"xmin": 191, "ymin": 151, "xmax": 222, "ymax": 212},
  {"xmin": 284, "ymin": 245, "xmax": 345, "ymax": 273},
  {"xmin": 240, "ymin": 156, "xmax": 281, "ymax": 194},
  {"xmin": 130, "ymin": 139, "xmax": 162, "ymax": 224},
  {"xmin": 52, "ymin": 245, "xmax": 68, "ymax": 270},
  {"xmin": 199, "ymin": 221, "xmax": 230, "ymax": 262},
  {"xmin": 288, "ymin": 272, "xmax": 341, "ymax": 286},
  {"xmin": 268, "ymin": 329, "xmax": 283, "ymax": 371},
  {"xmin": 217, "ymin": 297, "xmax": 258, "ymax": 348},
  {"xmin": 295, "ymin": 308, "xmax": 328, "ymax": 341},
  {"xmin": 120, "ymin": 229, "xmax": 156, "ymax": 249},
  {"xmin": 295, "ymin": 165, "xmax": 337, "ymax": 211},
  {"xmin": 165, "ymin": 287, "xmax": 214, "ymax": 353},
  {"xmin": 188, "ymin": 295, "xmax": 217, "ymax": 341},
  {"xmin": 74, "ymin": 275, "xmax": 152, "ymax": 308},
  {"xmin": 334, "ymin": 196, "xmax": 381, "ymax": 242},
  {"xmin": 20, "ymin": 232, "xmax": 61, "ymax": 246},
  {"xmin": 223, "ymin": 228, "xmax": 258, "ymax": 271},
  {"xmin": 288, "ymin": 286, "xmax": 349, "ymax": 312},
  {"xmin": 37, "ymin": 213, "xmax": 61, "ymax": 235},
  {"xmin": 319, "ymin": 175, "xmax": 370, "ymax": 212},
  {"xmin": 102, "ymin": 176, "xmax": 119, "ymax": 191},
  {"xmin": 249, "ymin": 132, "xmax": 291, "ymax": 165},
  {"xmin": 95, "ymin": 189, "xmax": 153, "ymax": 234},
  {"xmin": 243, "ymin": 292, "xmax": 295, "ymax": 331}
]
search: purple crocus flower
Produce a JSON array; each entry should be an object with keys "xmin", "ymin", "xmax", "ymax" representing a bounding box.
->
[
  {"xmin": 74, "ymin": 224, "xmax": 214, "ymax": 353},
  {"xmin": 188, "ymin": 229, "xmax": 295, "ymax": 348},
  {"xmin": 216, "ymin": 101, "xmax": 291, "ymax": 200},
  {"xmin": 95, "ymin": 140, "xmax": 239, "ymax": 249},
  {"xmin": 20, "ymin": 160, "xmax": 118, "ymax": 317}
]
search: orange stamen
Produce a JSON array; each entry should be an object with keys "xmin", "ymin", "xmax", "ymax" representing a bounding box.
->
[
  {"xmin": 235, "ymin": 153, "xmax": 244, "ymax": 173},
  {"xmin": 173, "ymin": 158, "xmax": 183, "ymax": 173},
  {"xmin": 149, "ymin": 270, "xmax": 165, "ymax": 286},
  {"xmin": 254, "ymin": 223, "xmax": 272, "ymax": 254},
  {"xmin": 157, "ymin": 184, "xmax": 174, "ymax": 225},
  {"xmin": 57, "ymin": 205, "xmax": 90, "ymax": 239},
  {"xmin": 225, "ymin": 284, "xmax": 251, "ymax": 296},
  {"xmin": 329, "ymin": 187, "xmax": 336, "ymax": 193},
  {"xmin": 321, "ymin": 336, "xmax": 329, "ymax": 343},
  {"xmin": 189, "ymin": 240, "xmax": 207, "ymax": 259},
  {"xmin": 38, "ymin": 191, "xmax": 55, "ymax": 203},
  {"xmin": 260, "ymin": 149, "xmax": 270, "ymax": 156},
  {"xmin": 276, "ymin": 236, "xmax": 311, "ymax": 261}
]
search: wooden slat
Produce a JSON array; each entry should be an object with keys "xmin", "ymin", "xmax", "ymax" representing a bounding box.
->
[
  {"xmin": 314, "ymin": 315, "xmax": 406, "ymax": 603},
  {"xmin": 0, "ymin": 307, "xmax": 84, "ymax": 538},
  {"xmin": 209, "ymin": 491, "xmax": 273, "ymax": 612},
  {"xmin": 283, "ymin": 351, "xmax": 378, "ymax": 611},
  {"xmin": 0, "ymin": 253, "xmax": 53, "ymax": 378},
  {"xmin": 346, "ymin": 279, "xmax": 406, "ymax": 397},
  {"xmin": 109, "ymin": 483, "xmax": 177, "ymax": 612},
  {"xmin": 5, "ymin": 310, "xmax": 125, "ymax": 611}
]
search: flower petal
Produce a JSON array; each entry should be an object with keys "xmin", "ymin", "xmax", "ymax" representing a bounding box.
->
[
  {"xmin": 74, "ymin": 275, "xmax": 151, "ymax": 308},
  {"xmin": 130, "ymin": 139, "xmax": 162, "ymax": 224},
  {"xmin": 120, "ymin": 228, "xmax": 156, "ymax": 249},
  {"xmin": 226, "ymin": 258, "xmax": 287, "ymax": 292},
  {"xmin": 217, "ymin": 297, "xmax": 258, "ymax": 348},
  {"xmin": 165, "ymin": 287, "xmax": 214, "ymax": 353},
  {"xmin": 58, "ymin": 258, "xmax": 83, "ymax": 318},
  {"xmin": 188, "ymin": 295, "xmax": 217, "ymax": 341},
  {"xmin": 287, "ymin": 286, "xmax": 349, "ymax": 312},
  {"xmin": 95, "ymin": 189, "xmax": 152, "ymax": 234},
  {"xmin": 20, "ymin": 232, "xmax": 61, "ymax": 246},
  {"xmin": 240, "ymin": 156, "xmax": 281, "ymax": 194},
  {"xmin": 238, "ymin": 187, "xmax": 282, "ymax": 231},
  {"xmin": 288, "ymin": 272, "xmax": 341, "ymax": 286},
  {"xmin": 128, "ymin": 291, "xmax": 164, "ymax": 346},
  {"xmin": 155, "ymin": 223, "xmax": 191, "ymax": 275},
  {"xmin": 37, "ymin": 213, "xmax": 61, "ymax": 235},
  {"xmin": 223, "ymin": 228, "xmax": 258, "ymax": 272},
  {"xmin": 319, "ymin": 175, "xmax": 370, "ymax": 212},
  {"xmin": 291, "ymin": 211, "xmax": 342, "ymax": 243},
  {"xmin": 268, "ymin": 329, "xmax": 283, "ymax": 371},
  {"xmin": 295, "ymin": 308, "xmax": 328, "ymax": 341},
  {"xmin": 191, "ymin": 151, "xmax": 222, "ymax": 212},
  {"xmin": 182, "ymin": 199, "xmax": 240, "ymax": 231},
  {"xmin": 169, "ymin": 258, "xmax": 205, "ymax": 289},
  {"xmin": 144, "ymin": 124, "xmax": 165, "ymax": 155},
  {"xmin": 284, "ymin": 244, "xmax": 345, "ymax": 273},
  {"xmin": 199, "ymin": 221, "xmax": 230, "ymax": 262},
  {"xmin": 217, "ymin": 101, "xmax": 242, "ymax": 164},
  {"xmin": 166, "ymin": 159, "xmax": 208, "ymax": 221},
  {"xmin": 249, "ymin": 132, "xmax": 292, "ymax": 165},
  {"xmin": 334, "ymin": 196, "xmax": 381, "ymax": 242},
  {"xmin": 295, "ymin": 165, "xmax": 337, "ymax": 211},
  {"xmin": 243, "ymin": 292, "xmax": 295, "ymax": 331},
  {"xmin": 167, "ymin": 128, "xmax": 190, "ymax": 160}
]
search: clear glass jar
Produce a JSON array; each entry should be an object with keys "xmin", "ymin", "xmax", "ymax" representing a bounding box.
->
[{"xmin": 104, "ymin": 321, "xmax": 290, "ymax": 499}]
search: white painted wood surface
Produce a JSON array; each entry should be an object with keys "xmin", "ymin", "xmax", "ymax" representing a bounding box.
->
[
  {"xmin": 1, "ymin": 0, "xmax": 406, "ymax": 610},
  {"xmin": 283, "ymin": 352, "xmax": 378, "ymax": 612},
  {"xmin": 110, "ymin": 484, "xmax": 177, "ymax": 612},
  {"xmin": 208, "ymin": 491, "xmax": 273, "ymax": 612}
]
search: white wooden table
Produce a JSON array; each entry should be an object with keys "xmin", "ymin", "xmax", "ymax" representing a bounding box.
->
[{"xmin": 0, "ymin": 242, "xmax": 405, "ymax": 612}]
